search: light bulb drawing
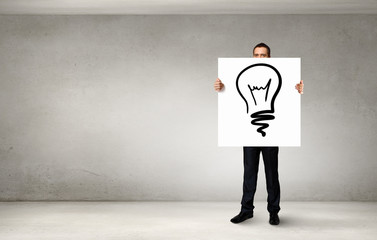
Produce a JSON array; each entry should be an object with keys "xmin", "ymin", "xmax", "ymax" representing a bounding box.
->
[{"xmin": 236, "ymin": 63, "xmax": 282, "ymax": 137}]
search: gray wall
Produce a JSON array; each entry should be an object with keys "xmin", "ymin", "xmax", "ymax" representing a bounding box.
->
[{"xmin": 0, "ymin": 15, "xmax": 376, "ymax": 201}]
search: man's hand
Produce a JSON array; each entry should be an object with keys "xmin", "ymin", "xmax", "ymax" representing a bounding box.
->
[
  {"xmin": 214, "ymin": 78, "xmax": 224, "ymax": 92},
  {"xmin": 295, "ymin": 80, "xmax": 304, "ymax": 94}
]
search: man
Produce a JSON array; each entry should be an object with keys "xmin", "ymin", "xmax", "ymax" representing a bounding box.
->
[{"xmin": 214, "ymin": 43, "xmax": 304, "ymax": 225}]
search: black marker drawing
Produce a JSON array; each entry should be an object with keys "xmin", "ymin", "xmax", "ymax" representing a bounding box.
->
[{"xmin": 236, "ymin": 63, "xmax": 282, "ymax": 137}]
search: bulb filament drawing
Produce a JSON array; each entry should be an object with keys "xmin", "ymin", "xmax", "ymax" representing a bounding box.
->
[
  {"xmin": 248, "ymin": 78, "xmax": 271, "ymax": 106},
  {"xmin": 236, "ymin": 63, "xmax": 282, "ymax": 137}
]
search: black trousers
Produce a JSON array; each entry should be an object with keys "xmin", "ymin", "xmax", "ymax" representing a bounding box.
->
[{"xmin": 241, "ymin": 146, "xmax": 281, "ymax": 214}]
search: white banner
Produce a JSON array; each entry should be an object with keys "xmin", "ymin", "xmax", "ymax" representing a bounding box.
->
[{"xmin": 218, "ymin": 58, "xmax": 301, "ymax": 147}]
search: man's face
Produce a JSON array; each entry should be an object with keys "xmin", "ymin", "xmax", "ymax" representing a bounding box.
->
[{"xmin": 253, "ymin": 47, "xmax": 269, "ymax": 58}]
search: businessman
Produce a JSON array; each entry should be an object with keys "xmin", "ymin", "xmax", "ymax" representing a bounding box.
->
[{"xmin": 214, "ymin": 43, "xmax": 304, "ymax": 225}]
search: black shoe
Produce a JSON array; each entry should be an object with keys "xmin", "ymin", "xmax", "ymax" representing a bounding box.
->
[
  {"xmin": 230, "ymin": 211, "xmax": 253, "ymax": 224},
  {"xmin": 269, "ymin": 213, "xmax": 280, "ymax": 225}
]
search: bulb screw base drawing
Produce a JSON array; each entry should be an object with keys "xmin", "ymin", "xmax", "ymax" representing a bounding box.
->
[{"xmin": 250, "ymin": 111, "xmax": 275, "ymax": 137}]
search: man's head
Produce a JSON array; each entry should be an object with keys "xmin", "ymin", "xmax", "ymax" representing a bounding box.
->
[{"xmin": 253, "ymin": 42, "xmax": 270, "ymax": 58}]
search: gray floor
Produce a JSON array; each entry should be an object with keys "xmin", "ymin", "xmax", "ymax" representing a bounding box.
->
[{"xmin": 0, "ymin": 202, "xmax": 376, "ymax": 240}]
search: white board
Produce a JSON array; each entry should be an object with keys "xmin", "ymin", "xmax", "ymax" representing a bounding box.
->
[{"xmin": 218, "ymin": 58, "xmax": 301, "ymax": 147}]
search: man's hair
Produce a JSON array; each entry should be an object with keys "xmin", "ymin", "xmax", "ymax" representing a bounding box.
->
[{"xmin": 253, "ymin": 42, "xmax": 270, "ymax": 57}]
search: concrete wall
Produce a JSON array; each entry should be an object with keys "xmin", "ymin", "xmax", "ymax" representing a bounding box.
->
[{"xmin": 0, "ymin": 15, "xmax": 376, "ymax": 201}]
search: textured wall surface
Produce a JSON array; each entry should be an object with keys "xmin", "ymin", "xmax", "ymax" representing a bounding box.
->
[{"xmin": 0, "ymin": 15, "xmax": 376, "ymax": 201}]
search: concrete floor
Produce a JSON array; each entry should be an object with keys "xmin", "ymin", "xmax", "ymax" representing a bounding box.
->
[{"xmin": 0, "ymin": 202, "xmax": 376, "ymax": 240}]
